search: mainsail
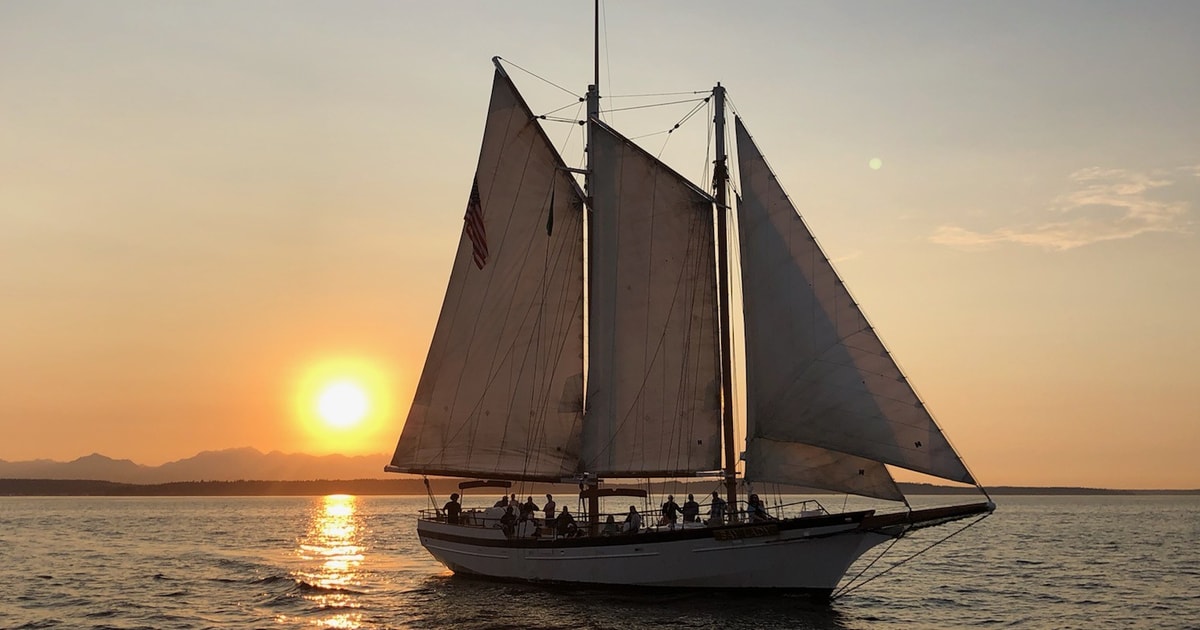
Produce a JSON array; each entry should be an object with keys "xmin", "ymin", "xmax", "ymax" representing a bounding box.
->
[
  {"xmin": 387, "ymin": 70, "xmax": 586, "ymax": 481},
  {"xmin": 734, "ymin": 116, "xmax": 975, "ymax": 486},
  {"xmin": 584, "ymin": 120, "xmax": 723, "ymax": 477}
]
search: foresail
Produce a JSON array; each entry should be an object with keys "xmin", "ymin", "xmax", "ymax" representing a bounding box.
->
[
  {"xmin": 744, "ymin": 438, "xmax": 903, "ymax": 501},
  {"xmin": 585, "ymin": 120, "xmax": 723, "ymax": 477},
  {"xmin": 388, "ymin": 70, "xmax": 585, "ymax": 481},
  {"xmin": 734, "ymin": 117, "xmax": 975, "ymax": 485}
]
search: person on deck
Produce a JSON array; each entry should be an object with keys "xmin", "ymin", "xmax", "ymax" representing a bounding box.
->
[
  {"xmin": 707, "ymin": 491, "xmax": 727, "ymax": 525},
  {"xmin": 682, "ymin": 494, "xmax": 700, "ymax": 523},
  {"xmin": 493, "ymin": 494, "xmax": 509, "ymax": 508},
  {"xmin": 602, "ymin": 515, "xmax": 619, "ymax": 536},
  {"xmin": 624, "ymin": 505, "xmax": 642, "ymax": 533},
  {"xmin": 543, "ymin": 494, "xmax": 557, "ymax": 526},
  {"xmin": 443, "ymin": 493, "xmax": 462, "ymax": 525},
  {"xmin": 660, "ymin": 495, "xmax": 682, "ymax": 528},
  {"xmin": 500, "ymin": 505, "xmax": 516, "ymax": 537},
  {"xmin": 748, "ymin": 494, "xmax": 774, "ymax": 522},
  {"xmin": 520, "ymin": 496, "xmax": 539, "ymax": 518},
  {"xmin": 556, "ymin": 506, "xmax": 577, "ymax": 537}
]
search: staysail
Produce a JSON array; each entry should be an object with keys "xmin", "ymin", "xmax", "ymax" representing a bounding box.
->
[
  {"xmin": 734, "ymin": 116, "xmax": 975, "ymax": 486},
  {"xmin": 744, "ymin": 438, "xmax": 904, "ymax": 501},
  {"xmin": 584, "ymin": 120, "xmax": 723, "ymax": 477},
  {"xmin": 387, "ymin": 69, "xmax": 586, "ymax": 481}
]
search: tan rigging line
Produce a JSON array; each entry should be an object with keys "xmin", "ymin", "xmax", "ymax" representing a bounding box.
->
[
  {"xmin": 832, "ymin": 512, "xmax": 993, "ymax": 600},
  {"xmin": 600, "ymin": 96, "xmax": 709, "ymax": 114},
  {"xmin": 607, "ymin": 90, "xmax": 711, "ymax": 99},
  {"xmin": 656, "ymin": 96, "xmax": 713, "ymax": 160},
  {"xmin": 666, "ymin": 212, "xmax": 714, "ymax": 478},
  {"xmin": 495, "ymin": 56, "xmax": 581, "ymax": 99},
  {"xmin": 519, "ymin": 175, "xmax": 582, "ymax": 480},
  {"xmin": 426, "ymin": 136, "xmax": 551, "ymax": 466}
]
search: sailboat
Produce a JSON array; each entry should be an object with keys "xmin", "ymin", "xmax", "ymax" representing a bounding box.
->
[{"xmin": 386, "ymin": 36, "xmax": 994, "ymax": 595}]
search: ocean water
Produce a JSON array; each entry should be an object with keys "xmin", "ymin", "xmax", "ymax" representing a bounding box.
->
[{"xmin": 1, "ymin": 494, "xmax": 1197, "ymax": 629}]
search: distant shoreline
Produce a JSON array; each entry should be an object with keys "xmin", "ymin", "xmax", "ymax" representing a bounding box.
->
[{"xmin": 2, "ymin": 478, "xmax": 1197, "ymax": 497}]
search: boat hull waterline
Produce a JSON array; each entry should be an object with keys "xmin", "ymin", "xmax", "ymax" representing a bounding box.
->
[{"xmin": 415, "ymin": 503, "xmax": 989, "ymax": 592}]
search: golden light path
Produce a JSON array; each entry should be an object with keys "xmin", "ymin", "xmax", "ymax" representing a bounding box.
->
[{"xmin": 297, "ymin": 494, "xmax": 365, "ymax": 629}]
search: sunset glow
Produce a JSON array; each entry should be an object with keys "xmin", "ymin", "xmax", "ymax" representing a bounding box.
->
[
  {"xmin": 293, "ymin": 357, "xmax": 396, "ymax": 453},
  {"xmin": 1, "ymin": 3, "xmax": 1197, "ymax": 489},
  {"xmin": 316, "ymin": 381, "xmax": 369, "ymax": 428}
]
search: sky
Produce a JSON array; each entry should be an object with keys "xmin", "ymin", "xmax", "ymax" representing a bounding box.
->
[{"xmin": 2, "ymin": 1, "xmax": 1197, "ymax": 489}]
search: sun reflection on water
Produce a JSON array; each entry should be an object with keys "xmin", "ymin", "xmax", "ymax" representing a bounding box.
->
[{"xmin": 296, "ymin": 494, "xmax": 366, "ymax": 629}]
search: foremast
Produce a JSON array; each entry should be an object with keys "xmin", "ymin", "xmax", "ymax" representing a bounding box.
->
[{"xmin": 712, "ymin": 83, "xmax": 738, "ymax": 518}]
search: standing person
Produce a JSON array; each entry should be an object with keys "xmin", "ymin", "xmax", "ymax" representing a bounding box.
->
[
  {"xmin": 681, "ymin": 493, "xmax": 700, "ymax": 523},
  {"xmin": 500, "ymin": 506, "xmax": 516, "ymax": 537},
  {"xmin": 543, "ymin": 493, "xmax": 557, "ymax": 527},
  {"xmin": 660, "ymin": 495, "xmax": 682, "ymax": 528},
  {"xmin": 707, "ymin": 491, "xmax": 727, "ymax": 525},
  {"xmin": 520, "ymin": 496, "xmax": 539, "ymax": 518},
  {"xmin": 493, "ymin": 494, "xmax": 509, "ymax": 508},
  {"xmin": 443, "ymin": 493, "xmax": 462, "ymax": 525}
]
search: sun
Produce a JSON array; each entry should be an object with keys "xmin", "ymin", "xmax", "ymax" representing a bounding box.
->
[
  {"xmin": 292, "ymin": 355, "xmax": 401, "ymax": 453},
  {"xmin": 316, "ymin": 380, "xmax": 370, "ymax": 428}
]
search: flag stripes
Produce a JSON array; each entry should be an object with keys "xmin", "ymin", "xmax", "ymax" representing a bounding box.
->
[{"xmin": 464, "ymin": 178, "xmax": 488, "ymax": 269}]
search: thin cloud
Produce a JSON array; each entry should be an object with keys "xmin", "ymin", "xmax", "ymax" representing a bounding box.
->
[
  {"xmin": 931, "ymin": 167, "xmax": 1192, "ymax": 251},
  {"xmin": 830, "ymin": 249, "xmax": 862, "ymax": 264}
]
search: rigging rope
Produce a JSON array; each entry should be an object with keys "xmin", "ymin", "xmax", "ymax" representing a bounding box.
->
[
  {"xmin": 831, "ymin": 512, "xmax": 992, "ymax": 600},
  {"xmin": 538, "ymin": 99, "xmax": 586, "ymax": 119},
  {"xmin": 423, "ymin": 477, "xmax": 438, "ymax": 514},
  {"xmin": 496, "ymin": 57, "xmax": 581, "ymax": 99},
  {"xmin": 601, "ymin": 96, "xmax": 709, "ymax": 114},
  {"xmin": 607, "ymin": 90, "xmax": 711, "ymax": 99}
]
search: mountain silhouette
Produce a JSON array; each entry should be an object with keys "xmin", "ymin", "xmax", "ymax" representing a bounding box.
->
[{"xmin": 0, "ymin": 448, "xmax": 391, "ymax": 483}]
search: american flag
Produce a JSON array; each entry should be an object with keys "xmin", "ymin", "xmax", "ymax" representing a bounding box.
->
[{"xmin": 463, "ymin": 178, "xmax": 488, "ymax": 269}]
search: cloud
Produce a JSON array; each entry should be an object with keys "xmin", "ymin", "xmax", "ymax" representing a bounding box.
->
[
  {"xmin": 829, "ymin": 249, "xmax": 862, "ymax": 264},
  {"xmin": 931, "ymin": 167, "xmax": 1192, "ymax": 251}
]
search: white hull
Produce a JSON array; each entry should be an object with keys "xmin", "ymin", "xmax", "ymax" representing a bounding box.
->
[{"xmin": 415, "ymin": 512, "xmax": 896, "ymax": 593}]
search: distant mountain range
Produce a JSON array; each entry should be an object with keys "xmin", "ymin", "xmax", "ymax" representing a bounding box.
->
[
  {"xmin": 0, "ymin": 448, "xmax": 392, "ymax": 483},
  {"xmin": 3, "ymin": 451, "xmax": 1196, "ymax": 495}
]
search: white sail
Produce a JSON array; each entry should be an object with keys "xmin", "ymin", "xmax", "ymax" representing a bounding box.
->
[
  {"xmin": 387, "ymin": 70, "xmax": 585, "ymax": 481},
  {"xmin": 744, "ymin": 438, "xmax": 904, "ymax": 501},
  {"xmin": 584, "ymin": 120, "xmax": 723, "ymax": 477},
  {"xmin": 734, "ymin": 117, "xmax": 975, "ymax": 485}
]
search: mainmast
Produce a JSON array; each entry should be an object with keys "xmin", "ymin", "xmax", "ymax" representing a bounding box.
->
[
  {"xmin": 713, "ymin": 83, "xmax": 737, "ymax": 518},
  {"xmin": 583, "ymin": 0, "xmax": 601, "ymax": 533},
  {"xmin": 585, "ymin": 0, "xmax": 600, "ymax": 192}
]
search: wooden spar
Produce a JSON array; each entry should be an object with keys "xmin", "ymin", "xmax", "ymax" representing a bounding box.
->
[
  {"xmin": 579, "ymin": 487, "xmax": 648, "ymax": 499},
  {"xmin": 713, "ymin": 83, "xmax": 738, "ymax": 519},
  {"xmin": 457, "ymin": 479, "xmax": 513, "ymax": 490},
  {"xmin": 585, "ymin": 0, "xmax": 602, "ymax": 535}
]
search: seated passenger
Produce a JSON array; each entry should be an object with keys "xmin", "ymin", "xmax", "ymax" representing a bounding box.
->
[
  {"xmin": 747, "ymin": 494, "xmax": 774, "ymax": 522},
  {"xmin": 602, "ymin": 515, "xmax": 619, "ymax": 536},
  {"xmin": 556, "ymin": 506, "xmax": 578, "ymax": 537},
  {"xmin": 500, "ymin": 505, "xmax": 516, "ymax": 537},
  {"xmin": 623, "ymin": 505, "xmax": 642, "ymax": 534}
]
